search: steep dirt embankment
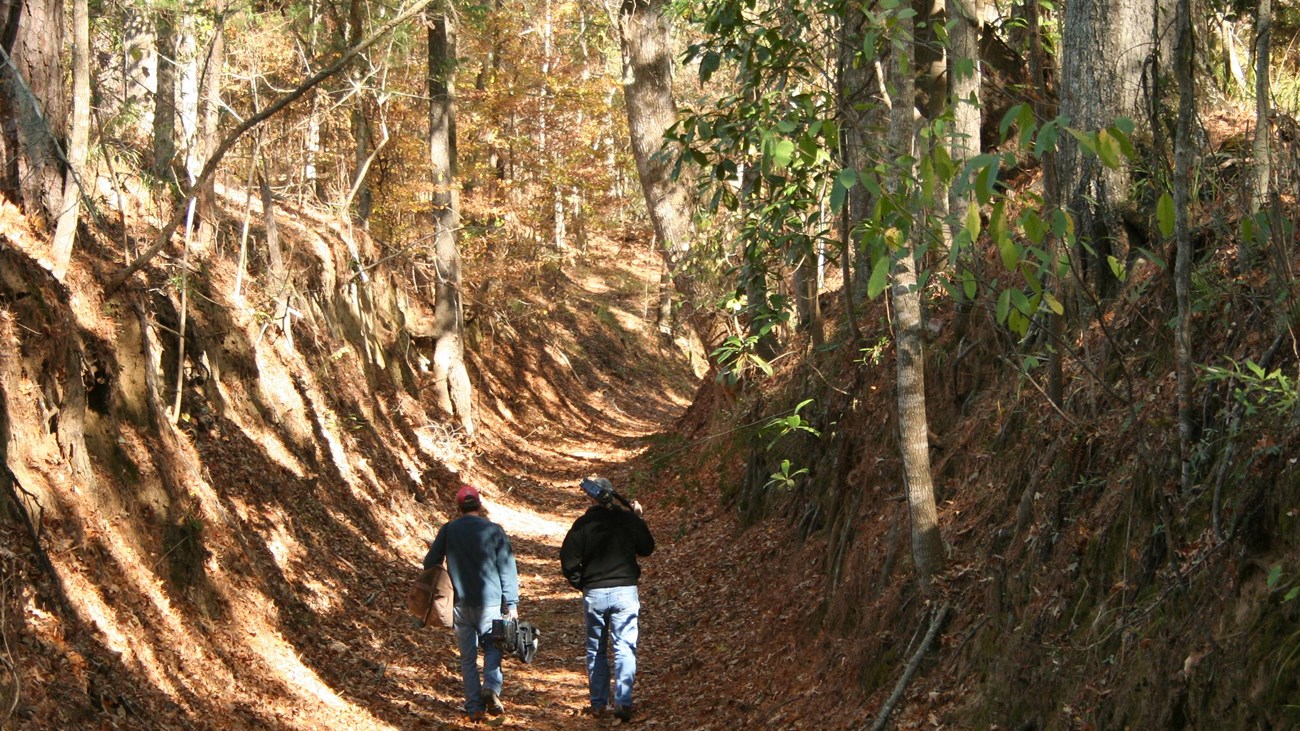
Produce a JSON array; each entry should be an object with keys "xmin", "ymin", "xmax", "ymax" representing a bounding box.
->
[
  {"xmin": 627, "ymin": 246, "xmax": 1300, "ymax": 730},
  {"xmin": 0, "ymin": 193, "xmax": 699, "ymax": 730}
]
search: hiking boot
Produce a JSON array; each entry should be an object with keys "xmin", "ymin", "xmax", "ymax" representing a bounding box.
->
[
  {"xmin": 482, "ymin": 689, "xmax": 505, "ymax": 716},
  {"xmin": 580, "ymin": 705, "xmax": 607, "ymax": 718},
  {"xmin": 613, "ymin": 705, "xmax": 633, "ymax": 722},
  {"xmin": 465, "ymin": 710, "xmax": 486, "ymax": 723}
]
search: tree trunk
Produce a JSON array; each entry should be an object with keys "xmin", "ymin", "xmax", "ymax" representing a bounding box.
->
[
  {"xmin": 49, "ymin": 0, "xmax": 90, "ymax": 278},
  {"xmin": 794, "ymin": 247, "xmax": 823, "ymax": 347},
  {"xmin": 348, "ymin": 0, "xmax": 373, "ymax": 223},
  {"xmin": 1057, "ymin": 0, "xmax": 1169, "ymax": 303},
  {"xmin": 153, "ymin": 9, "xmax": 177, "ymax": 177},
  {"xmin": 195, "ymin": 15, "xmax": 225, "ymax": 252},
  {"xmin": 840, "ymin": 2, "xmax": 888, "ymax": 305},
  {"xmin": 0, "ymin": 0, "xmax": 67, "ymax": 226},
  {"xmin": 1173, "ymin": 0, "xmax": 1195, "ymax": 495},
  {"xmin": 122, "ymin": 4, "xmax": 157, "ymax": 142},
  {"xmin": 1248, "ymin": 0, "xmax": 1272, "ymax": 224},
  {"xmin": 887, "ymin": 16, "xmax": 944, "ymax": 590},
  {"xmin": 429, "ymin": 9, "xmax": 474, "ymax": 436},
  {"xmin": 619, "ymin": 0, "xmax": 724, "ymax": 352},
  {"xmin": 947, "ymin": 0, "xmax": 982, "ymax": 280},
  {"xmin": 176, "ymin": 13, "xmax": 200, "ymax": 185},
  {"xmin": 1029, "ymin": 0, "xmax": 1064, "ymax": 407}
]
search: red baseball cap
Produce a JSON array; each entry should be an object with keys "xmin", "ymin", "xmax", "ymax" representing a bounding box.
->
[{"xmin": 456, "ymin": 484, "xmax": 481, "ymax": 508}]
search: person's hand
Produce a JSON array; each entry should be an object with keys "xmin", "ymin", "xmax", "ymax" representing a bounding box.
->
[
  {"xmin": 506, "ymin": 605, "xmax": 518, "ymax": 621},
  {"xmin": 631, "ymin": 500, "xmax": 643, "ymax": 517}
]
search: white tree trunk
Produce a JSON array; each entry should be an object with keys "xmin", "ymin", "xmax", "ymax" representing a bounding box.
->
[{"xmin": 49, "ymin": 0, "xmax": 90, "ymax": 278}]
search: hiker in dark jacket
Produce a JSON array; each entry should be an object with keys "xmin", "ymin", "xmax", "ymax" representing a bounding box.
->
[
  {"xmin": 559, "ymin": 477, "xmax": 655, "ymax": 721},
  {"xmin": 425, "ymin": 484, "xmax": 519, "ymax": 721}
]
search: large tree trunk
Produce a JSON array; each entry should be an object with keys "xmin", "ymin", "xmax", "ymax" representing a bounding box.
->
[
  {"xmin": 428, "ymin": 9, "xmax": 473, "ymax": 437},
  {"xmin": 153, "ymin": 9, "xmax": 178, "ymax": 177},
  {"xmin": 887, "ymin": 14, "xmax": 944, "ymax": 590},
  {"xmin": 195, "ymin": 15, "xmax": 225, "ymax": 252},
  {"xmin": 177, "ymin": 13, "xmax": 200, "ymax": 186},
  {"xmin": 122, "ymin": 3, "xmax": 157, "ymax": 142},
  {"xmin": 49, "ymin": 0, "xmax": 90, "ymax": 278},
  {"xmin": 348, "ymin": 0, "xmax": 373, "ymax": 223},
  {"xmin": 619, "ymin": 0, "xmax": 724, "ymax": 352},
  {"xmin": 0, "ymin": 0, "xmax": 67, "ymax": 227},
  {"xmin": 1057, "ymin": 0, "xmax": 1171, "ymax": 304}
]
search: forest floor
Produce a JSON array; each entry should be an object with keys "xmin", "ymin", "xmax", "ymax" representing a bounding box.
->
[{"xmin": 4, "ymin": 213, "xmax": 874, "ymax": 730}]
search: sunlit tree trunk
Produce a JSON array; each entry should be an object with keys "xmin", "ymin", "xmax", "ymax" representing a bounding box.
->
[
  {"xmin": 948, "ymin": 0, "xmax": 982, "ymax": 292},
  {"xmin": 0, "ymin": 0, "xmax": 67, "ymax": 227},
  {"xmin": 50, "ymin": 0, "xmax": 90, "ymax": 278},
  {"xmin": 794, "ymin": 246, "xmax": 823, "ymax": 347},
  {"xmin": 1248, "ymin": 0, "xmax": 1272, "ymax": 226},
  {"xmin": 195, "ymin": 13, "xmax": 225, "ymax": 252},
  {"xmin": 887, "ymin": 14, "xmax": 944, "ymax": 590},
  {"xmin": 619, "ymin": 0, "xmax": 724, "ymax": 352},
  {"xmin": 1218, "ymin": 12, "xmax": 1247, "ymax": 96},
  {"xmin": 122, "ymin": 3, "xmax": 156, "ymax": 142},
  {"xmin": 177, "ymin": 13, "xmax": 200, "ymax": 186},
  {"xmin": 429, "ymin": 8, "xmax": 474, "ymax": 436}
]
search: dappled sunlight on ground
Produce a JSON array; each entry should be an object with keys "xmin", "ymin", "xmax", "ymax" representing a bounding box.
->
[{"xmin": 2, "ymin": 210, "xmax": 698, "ymax": 729}]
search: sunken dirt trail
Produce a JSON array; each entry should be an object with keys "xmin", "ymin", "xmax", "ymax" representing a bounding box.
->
[{"xmin": 366, "ymin": 241, "xmax": 703, "ymax": 731}]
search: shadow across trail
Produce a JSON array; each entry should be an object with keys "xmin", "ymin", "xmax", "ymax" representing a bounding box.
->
[{"xmin": 388, "ymin": 243, "xmax": 700, "ymax": 729}]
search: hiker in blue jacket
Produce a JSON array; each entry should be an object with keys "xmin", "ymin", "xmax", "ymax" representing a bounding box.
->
[
  {"xmin": 425, "ymin": 484, "xmax": 520, "ymax": 720},
  {"xmin": 560, "ymin": 477, "xmax": 655, "ymax": 722}
]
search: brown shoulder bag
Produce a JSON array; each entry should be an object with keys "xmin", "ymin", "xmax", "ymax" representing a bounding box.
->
[{"xmin": 407, "ymin": 563, "xmax": 454, "ymax": 628}]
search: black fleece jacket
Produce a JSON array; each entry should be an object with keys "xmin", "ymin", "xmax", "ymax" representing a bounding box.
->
[{"xmin": 559, "ymin": 505, "xmax": 655, "ymax": 591}]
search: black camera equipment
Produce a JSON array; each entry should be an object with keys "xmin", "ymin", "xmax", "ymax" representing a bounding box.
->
[
  {"xmin": 580, "ymin": 477, "xmax": 635, "ymax": 512},
  {"xmin": 490, "ymin": 618, "xmax": 540, "ymax": 663}
]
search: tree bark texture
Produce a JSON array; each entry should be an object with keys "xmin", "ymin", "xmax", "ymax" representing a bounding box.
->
[
  {"xmin": 887, "ymin": 12, "xmax": 943, "ymax": 590},
  {"xmin": 0, "ymin": 0, "xmax": 66, "ymax": 226},
  {"xmin": 839, "ymin": 2, "xmax": 888, "ymax": 303},
  {"xmin": 49, "ymin": 0, "xmax": 90, "ymax": 278},
  {"xmin": 429, "ymin": 10, "xmax": 474, "ymax": 436},
  {"xmin": 1057, "ymin": 0, "xmax": 1171, "ymax": 303},
  {"xmin": 122, "ymin": 5, "xmax": 157, "ymax": 142},
  {"xmin": 620, "ymin": 0, "xmax": 724, "ymax": 352},
  {"xmin": 153, "ymin": 9, "xmax": 177, "ymax": 177},
  {"xmin": 196, "ymin": 17, "xmax": 225, "ymax": 251},
  {"xmin": 947, "ymin": 0, "xmax": 982, "ymax": 254},
  {"xmin": 1249, "ymin": 0, "xmax": 1272, "ymax": 219}
]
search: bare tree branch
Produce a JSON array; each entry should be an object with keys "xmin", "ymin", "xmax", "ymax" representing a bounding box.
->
[
  {"xmin": 106, "ymin": 0, "xmax": 438, "ymax": 295},
  {"xmin": 869, "ymin": 603, "xmax": 950, "ymax": 731}
]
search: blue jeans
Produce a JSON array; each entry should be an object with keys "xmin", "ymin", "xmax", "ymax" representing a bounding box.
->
[
  {"xmin": 453, "ymin": 604, "xmax": 503, "ymax": 713},
  {"xmin": 583, "ymin": 585, "xmax": 640, "ymax": 709}
]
